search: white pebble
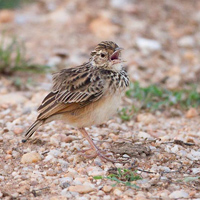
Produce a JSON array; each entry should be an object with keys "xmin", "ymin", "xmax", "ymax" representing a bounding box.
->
[
  {"xmin": 21, "ymin": 152, "xmax": 41, "ymax": 164},
  {"xmin": 136, "ymin": 37, "xmax": 161, "ymax": 52},
  {"xmin": 178, "ymin": 36, "xmax": 195, "ymax": 48},
  {"xmin": 169, "ymin": 190, "xmax": 189, "ymax": 199},
  {"xmin": 49, "ymin": 149, "xmax": 61, "ymax": 157}
]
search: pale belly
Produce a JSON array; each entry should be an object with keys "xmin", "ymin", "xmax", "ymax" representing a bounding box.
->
[{"xmin": 56, "ymin": 92, "xmax": 122, "ymax": 128}]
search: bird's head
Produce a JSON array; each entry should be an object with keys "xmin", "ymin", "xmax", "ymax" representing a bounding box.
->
[{"xmin": 90, "ymin": 41, "xmax": 124, "ymax": 71}]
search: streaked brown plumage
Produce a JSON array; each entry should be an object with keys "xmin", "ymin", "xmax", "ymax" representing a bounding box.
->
[{"xmin": 22, "ymin": 41, "xmax": 129, "ymax": 162}]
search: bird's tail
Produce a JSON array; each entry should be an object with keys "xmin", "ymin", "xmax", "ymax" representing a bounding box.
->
[{"xmin": 22, "ymin": 120, "xmax": 44, "ymax": 143}]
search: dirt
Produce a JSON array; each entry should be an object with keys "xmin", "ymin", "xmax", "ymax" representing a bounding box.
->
[{"xmin": 0, "ymin": 0, "xmax": 200, "ymax": 199}]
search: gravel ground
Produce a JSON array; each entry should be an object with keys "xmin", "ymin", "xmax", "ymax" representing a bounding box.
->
[{"xmin": 0, "ymin": 0, "xmax": 200, "ymax": 199}]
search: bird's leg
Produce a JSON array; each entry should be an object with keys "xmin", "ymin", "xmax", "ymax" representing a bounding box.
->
[{"xmin": 78, "ymin": 128, "xmax": 117, "ymax": 163}]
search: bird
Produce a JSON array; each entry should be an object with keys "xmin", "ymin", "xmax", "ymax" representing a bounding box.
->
[{"xmin": 22, "ymin": 41, "xmax": 129, "ymax": 162}]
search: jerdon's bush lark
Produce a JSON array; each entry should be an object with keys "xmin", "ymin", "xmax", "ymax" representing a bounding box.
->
[{"xmin": 22, "ymin": 41, "xmax": 129, "ymax": 162}]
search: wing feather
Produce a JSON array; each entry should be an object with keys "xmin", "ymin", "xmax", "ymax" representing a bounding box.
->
[{"xmin": 37, "ymin": 63, "xmax": 106, "ymax": 120}]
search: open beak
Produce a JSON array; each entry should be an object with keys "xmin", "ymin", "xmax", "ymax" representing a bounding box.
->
[{"xmin": 110, "ymin": 47, "xmax": 123, "ymax": 61}]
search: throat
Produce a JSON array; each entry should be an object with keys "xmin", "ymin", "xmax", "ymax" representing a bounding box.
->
[{"xmin": 112, "ymin": 63, "xmax": 123, "ymax": 71}]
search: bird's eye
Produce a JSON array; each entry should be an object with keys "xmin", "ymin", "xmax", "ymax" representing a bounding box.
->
[{"xmin": 100, "ymin": 53, "xmax": 106, "ymax": 58}]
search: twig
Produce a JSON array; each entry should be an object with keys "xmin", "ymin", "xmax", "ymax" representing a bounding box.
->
[
  {"xmin": 161, "ymin": 139, "xmax": 195, "ymax": 147},
  {"xmin": 41, "ymin": 150, "xmax": 49, "ymax": 155},
  {"xmin": 137, "ymin": 168, "xmax": 156, "ymax": 174}
]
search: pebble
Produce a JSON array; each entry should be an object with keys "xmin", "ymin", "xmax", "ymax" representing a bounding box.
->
[
  {"xmin": 5, "ymin": 155, "xmax": 12, "ymax": 160},
  {"xmin": 87, "ymin": 166, "xmax": 105, "ymax": 176},
  {"xmin": 113, "ymin": 188, "xmax": 122, "ymax": 196},
  {"xmin": 0, "ymin": 10, "xmax": 14, "ymax": 23},
  {"xmin": 135, "ymin": 192, "xmax": 148, "ymax": 200},
  {"xmin": 47, "ymin": 56, "xmax": 62, "ymax": 67},
  {"xmin": 138, "ymin": 131, "xmax": 152, "ymax": 139},
  {"xmin": 21, "ymin": 152, "xmax": 41, "ymax": 163},
  {"xmin": 12, "ymin": 151, "xmax": 20, "ymax": 158},
  {"xmin": 13, "ymin": 126, "xmax": 24, "ymax": 135},
  {"xmin": 136, "ymin": 113, "xmax": 157, "ymax": 125},
  {"xmin": 185, "ymin": 108, "xmax": 198, "ymax": 118},
  {"xmin": 68, "ymin": 185, "xmax": 95, "ymax": 194},
  {"xmin": 178, "ymin": 36, "xmax": 195, "ymax": 48},
  {"xmin": 110, "ymin": 0, "xmax": 136, "ymax": 12},
  {"xmin": 0, "ymin": 93, "xmax": 27, "ymax": 105},
  {"xmin": 0, "ymin": 176, "xmax": 5, "ymax": 181},
  {"xmin": 136, "ymin": 37, "xmax": 161, "ymax": 52},
  {"xmin": 61, "ymin": 189, "xmax": 73, "ymax": 198},
  {"xmin": 46, "ymin": 169, "xmax": 57, "ymax": 176},
  {"xmin": 50, "ymin": 134, "xmax": 71, "ymax": 146},
  {"xmin": 103, "ymin": 195, "xmax": 111, "ymax": 200},
  {"xmin": 58, "ymin": 159, "xmax": 69, "ymax": 168},
  {"xmin": 60, "ymin": 177, "xmax": 73, "ymax": 185},
  {"xmin": 191, "ymin": 168, "xmax": 200, "ymax": 174},
  {"xmin": 89, "ymin": 16, "xmax": 119, "ymax": 39},
  {"xmin": 50, "ymin": 134, "xmax": 61, "ymax": 146},
  {"xmin": 102, "ymin": 185, "xmax": 112, "ymax": 193},
  {"xmin": 169, "ymin": 190, "xmax": 189, "ymax": 199},
  {"xmin": 170, "ymin": 145, "xmax": 179, "ymax": 154},
  {"xmin": 44, "ymin": 154, "xmax": 57, "ymax": 162},
  {"xmin": 49, "ymin": 149, "xmax": 61, "ymax": 157}
]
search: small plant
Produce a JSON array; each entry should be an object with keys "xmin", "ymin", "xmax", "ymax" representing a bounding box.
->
[
  {"xmin": 0, "ymin": 0, "xmax": 31, "ymax": 9},
  {"xmin": 93, "ymin": 168, "xmax": 142, "ymax": 188},
  {"xmin": 0, "ymin": 36, "xmax": 50, "ymax": 74},
  {"xmin": 118, "ymin": 107, "xmax": 135, "ymax": 121},
  {"xmin": 119, "ymin": 82, "xmax": 200, "ymax": 120}
]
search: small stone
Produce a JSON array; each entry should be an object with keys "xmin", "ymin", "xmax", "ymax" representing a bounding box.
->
[
  {"xmin": 21, "ymin": 152, "xmax": 41, "ymax": 164},
  {"xmin": 18, "ymin": 185, "xmax": 30, "ymax": 194},
  {"xmin": 68, "ymin": 185, "xmax": 95, "ymax": 194},
  {"xmin": 89, "ymin": 16, "xmax": 119, "ymax": 39},
  {"xmin": 87, "ymin": 166, "xmax": 105, "ymax": 176},
  {"xmin": 185, "ymin": 108, "xmax": 198, "ymax": 118},
  {"xmin": 169, "ymin": 190, "xmax": 189, "ymax": 199},
  {"xmin": 0, "ymin": 10, "xmax": 14, "ymax": 23},
  {"xmin": 44, "ymin": 154, "xmax": 57, "ymax": 162},
  {"xmin": 61, "ymin": 189, "xmax": 73, "ymax": 198},
  {"xmin": 46, "ymin": 169, "xmax": 57, "ymax": 176},
  {"xmin": 102, "ymin": 185, "xmax": 112, "ymax": 193},
  {"xmin": 178, "ymin": 36, "xmax": 195, "ymax": 48},
  {"xmin": 12, "ymin": 151, "xmax": 20, "ymax": 158},
  {"xmin": 47, "ymin": 56, "xmax": 62, "ymax": 67},
  {"xmin": 13, "ymin": 126, "xmax": 24, "ymax": 135},
  {"xmin": 135, "ymin": 192, "xmax": 147, "ymax": 200},
  {"xmin": 138, "ymin": 131, "xmax": 152, "ymax": 139},
  {"xmin": 49, "ymin": 149, "xmax": 61, "ymax": 157},
  {"xmin": 0, "ymin": 93, "xmax": 27, "ymax": 105},
  {"xmin": 60, "ymin": 182, "xmax": 70, "ymax": 189},
  {"xmin": 136, "ymin": 113, "xmax": 157, "ymax": 125},
  {"xmin": 63, "ymin": 136, "xmax": 74, "ymax": 143},
  {"xmin": 0, "ymin": 176, "xmax": 5, "ymax": 181},
  {"xmin": 59, "ymin": 177, "xmax": 73, "ymax": 185},
  {"xmin": 113, "ymin": 188, "xmax": 122, "ymax": 196},
  {"xmin": 191, "ymin": 168, "xmax": 200, "ymax": 174},
  {"xmin": 166, "ymin": 76, "xmax": 181, "ymax": 90},
  {"xmin": 50, "ymin": 134, "xmax": 61, "ymax": 146},
  {"xmin": 50, "ymin": 134, "xmax": 71, "ymax": 146},
  {"xmin": 136, "ymin": 37, "xmax": 161, "ymax": 52},
  {"xmin": 11, "ymin": 192, "xmax": 19, "ymax": 198},
  {"xmin": 58, "ymin": 159, "xmax": 69, "ymax": 168},
  {"xmin": 170, "ymin": 145, "xmax": 179, "ymax": 154},
  {"xmin": 103, "ymin": 195, "xmax": 111, "ymax": 200}
]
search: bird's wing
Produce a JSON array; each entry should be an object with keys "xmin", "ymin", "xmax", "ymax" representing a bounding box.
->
[{"xmin": 37, "ymin": 64, "xmax": 106, "ymax": 119}]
